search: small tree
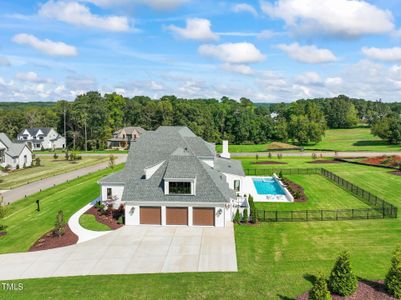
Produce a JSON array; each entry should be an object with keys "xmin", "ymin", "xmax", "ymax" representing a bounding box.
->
[
  {"xmin": 279, "ymin": 170, "xmax": 283, "ymax": 179},
  {"xmin": 234, "ymin": 209, "xmax": 241, "ymax": 224},
  {"xmin": 109, "ymin": 154, "xmax": 116, "ymax": 169},
  {"xmin": 65, "ymin": 151, "xmax": 69, "ymax": 161},
  {"xmin": 0, "ymin": 196, "xmax": 8, "ymax": 219},
  {"xmin": 309, "ymin": 273, "xmax": 331, "ymax": 300},
  {"xmin": 329, "ymin": 251, "xmax": 358, "ymax": 296},
  {"xmin": 243, "ymin": 208, "xmax": 248, "ymax": 223},
  {"xmin": 35, "ymin": 157, "xmax": 41, "ymax": 167},
  {"xmin": 54, "ymin": 210, "xmax": 65, "ymax": 237},
  {"xmin": 268, "ymin": 152, "xmax": 272, "ymax": 159},
  {"xmin": 53, "ymin": 153, "xmax": 59, "ymax": 160},
  {"xmin": 385, "ymin": 245, "xmax": 401, "ymax": 299}
]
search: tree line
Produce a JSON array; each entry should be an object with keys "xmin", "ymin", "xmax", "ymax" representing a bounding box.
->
[{"xmin": 0, "ymin": 93, "xmax": 399, "ymax": 149}]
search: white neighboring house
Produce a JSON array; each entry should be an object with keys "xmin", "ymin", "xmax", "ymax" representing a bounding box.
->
[
  {"xmin": 0, "ymin": 133, "xmax": 33, "ymax": 170},
  {"xmin": 99, "ymin": 126, "xmax": 247, "ymax": 228},
  {"xmin": 17, "ymin": 128, "xmax": 65, "ymax": 151}
]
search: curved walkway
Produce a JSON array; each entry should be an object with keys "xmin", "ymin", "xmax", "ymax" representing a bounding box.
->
[{"xmin": 68, "ymin": 200, "xmax": 112, "ymax": 244}]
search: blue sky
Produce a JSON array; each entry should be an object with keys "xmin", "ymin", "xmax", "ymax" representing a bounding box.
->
[{"xmin": 0, "ymin": 0, "xmax": 401, "ymax": 102}]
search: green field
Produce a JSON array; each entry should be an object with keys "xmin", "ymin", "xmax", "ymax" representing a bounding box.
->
[
  {"xmin": 0, "ymin": 165, "xmax": 123, "ymax": 254},
  {"xmin": 255, "ymin": 174, "xmax": 369, "ymax": 211},
  {"xmin": 0, "ymin": 156, "xmax": 109, "ymax": 190},
  {"xmin": 216, "ymin": 127, "xmax": 401, "ymax": 153},
  {"xmin": 1, "ymin": 158, "xmax": 401, "ymax": 299},
  {"xmin": 79, "ymin": 214, "xmax": 111, "ymax": 231}
]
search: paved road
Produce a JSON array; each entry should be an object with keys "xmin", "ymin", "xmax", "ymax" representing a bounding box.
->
[
  {"xmin": 0, "ymin": 224, "xmax": 237, "ymax": 280},
  {"xmin": 0, "ymin": 155, "xmax": 127, "ymax": 204},
  {"xmin": 232, "ymin": 151, "xmax": 401, "ymax": 158}
]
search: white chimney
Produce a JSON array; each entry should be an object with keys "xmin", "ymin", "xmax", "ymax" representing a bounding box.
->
[{"xmin": 221, "ymin": 140, "xmax": 231, "ymax": 159}]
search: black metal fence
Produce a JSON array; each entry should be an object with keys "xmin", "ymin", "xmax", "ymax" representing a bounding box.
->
[{"xmin": 245, "ymin": 167, "xmax": 398, "ymax": 222}]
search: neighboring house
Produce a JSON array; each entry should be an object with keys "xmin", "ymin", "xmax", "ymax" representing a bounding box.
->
[
  {"xmin": 99, "ymin": 126, "xmax": 246, "ymax": 227},
  {"xmin": 107, "ymin": 127, "xmax": 145, "ymax": 150},
  {"xmin": 17, "ymin": 128, "xmax": 65, "ymax": 151},
  {"xmin": 0, "ymin": 133, "xmax": 32, "ymax": 170}
]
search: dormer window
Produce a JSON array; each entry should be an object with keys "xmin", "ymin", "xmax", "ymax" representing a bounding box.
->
[{"xmin": 169, "ymin": 182, "xmax": 191, "ymax": 194}]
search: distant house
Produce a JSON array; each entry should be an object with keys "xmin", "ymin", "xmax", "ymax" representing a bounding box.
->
[
  {"xmin": 107, "ymin": 127, "xmax": 145, "ymax": 150},
  {"xmin": 17, "ymin": 128, "xmax": 65, "ymax": 151},
  {"xmin": 0, "ymin": 133, "xmax": 32, "ymax": 169}
]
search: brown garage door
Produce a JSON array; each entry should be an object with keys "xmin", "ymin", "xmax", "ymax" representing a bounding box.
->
[
  {"xmin": 166, "ymin": 207, "xmax": 188, "ymax": 225},
  {"xmin": 140, "ymin": 207, "xmax": 161, "ymax": 225},
  {"xmin": 193, "ymin": 208, "xmax": 215, "ymax": 226}
]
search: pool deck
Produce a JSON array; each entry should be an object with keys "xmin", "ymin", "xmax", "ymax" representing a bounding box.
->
[{"xmin": 243, "ymin": 176, "xmax": 293, "ymax": 203}]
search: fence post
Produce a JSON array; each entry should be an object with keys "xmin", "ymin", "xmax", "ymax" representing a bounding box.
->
[
  {"xmin": 306, "ymin": 210, "xmax": 308, "ymax": 221},
  {"xmin": 321, "ymin": 210, "xmax": 323, "ymax": 221},
  {"xmin": 352, "ymin": 209, "xmax": 354, "ymax": 219},
  {"xmin": 275, "ymin": 211, "xmax": 278, "ymax": 222},
  {"xmin": 264, "ymin": 210, "xmax": 266, "ymax": 221}
]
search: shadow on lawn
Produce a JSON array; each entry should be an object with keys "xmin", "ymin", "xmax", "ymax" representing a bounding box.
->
[
  {"xmin": 353, "ymin": 140, "xmax": 396, "ymax": 147},
  {"xmin": 276, "ymin": 274, "xmax": 317, "ymax": 300}
]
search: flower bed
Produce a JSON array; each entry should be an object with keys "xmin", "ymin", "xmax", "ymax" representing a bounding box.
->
[
  {"xmin": 29, "ymin": 224, "xmax": 78, "ymax": 252},
  {"xmin": 85, "ymin": 206, "xmax": 123, "ymax": 230},
  {"xmin": 281, "ymin": 178, "xmax": 307, "ymax": 202},
  {"xmin": 362, "ymin": 155, "xmax": 401, "ymax": 168},
  {"xmin": 252, "ymin": 161, "xmax": 288, "ymax": 165}
]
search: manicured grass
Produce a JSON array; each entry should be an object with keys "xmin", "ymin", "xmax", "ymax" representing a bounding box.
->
[
  {"xmin": 3, "ymin": 220, "xmax": 401, "ymax": 299},
  {"xmin": 35, "ymin": 149, "xmax": 129, "ymax": 155},
  {"xmin": 255, "ymin": 174, "xmax": 369, "ymax": 211},
  {"xmin": 0, "ymin": 164, "xmax": 123, "ymax": 254},
  {"xmin": 216, "ymin": 128, "xmax": 400, "ymax": 153},
  {"xmin": 0, "ymin": 156, "xmax": 109, "ymax": 190},
  {"xmin": 79, "ymin": 214, "xmax": 110, "ymax": 231}
]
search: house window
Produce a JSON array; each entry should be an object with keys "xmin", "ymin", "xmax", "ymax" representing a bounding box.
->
[
  {"xmin": 40, "ymin": 137, "xmax": 44, "ymax": 140},
  {"xmin": 107, "ymin": 188, "xmax": 112, "ymax": 199},
  {"xmin": 36, "ymin": 144, "xmax": 41, "ymax": 148},
  {"xmin": 0, "ymin": 149, "xmax": 5, "ymax": 163},
  {"xmin": 24, "ymin": 155, "xmax": 27, "ymax": 164},
  {"xmin": 234, "ymin": 180, "xmax": 241, "ymax": 192},
  {"xmin": 169, "ymin": 182, "xmax": 191, "ymax": 194}
]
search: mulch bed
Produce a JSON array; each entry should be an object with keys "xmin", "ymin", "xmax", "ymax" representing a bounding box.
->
[
  {"xmin": 0, "ymin": 231, "xmax": 7, "ymax": 237},
  {"xmin": 282, "ymin": 178, "xmax": 307, "ymax": 202},
  {"xmin": 29, "ymin": 224, "xmax": 78, "ymax": 252},
  {"xmin": 297, "ymin": 280, "xmax": 397, "ymax": 300},
  {"xmin": 252, "ymin": 161, "xmax": 288, "ymax": 165},
  {"xmin": 389, "ymin": 171, "xmax": 401, "ymax": 176},
  {"xmin": 362, "ymin": 155, "xmax": 401, "ymax": 168},
  {"xmin": 85, "ymin": 206, "xmax": 123, "ymax": 230},
  {"xmin": 308, "ymin": 160, "xmax": 342, "ymax": 164}
]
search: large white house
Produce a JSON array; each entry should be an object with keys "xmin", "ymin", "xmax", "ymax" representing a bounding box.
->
[
  {"xmin": 17, "ymin": 128, "xmax": 65, "ymax": 151},
  {"xmin": 99, "ymin": 126, "xmax": 247, "ymax": 227},
  {"xmin": 0, "ymin": 133, "xmax": 32, "ymax": 170}
]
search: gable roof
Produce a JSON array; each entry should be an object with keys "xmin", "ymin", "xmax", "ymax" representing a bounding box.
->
[
  {"xmin": 114, "ymin": 127, "xmax": 145, "ymax": 135},
  {"xmin": 18, "ymin": 128, "xmax": 53, "ymax": 137},
  {"xmin": 0, "ymin": 133, "xmax": 30, "ymax": 157},
  {"xmin": 100, "ymin": 126, "xmax": 237, "ymax": 203}
]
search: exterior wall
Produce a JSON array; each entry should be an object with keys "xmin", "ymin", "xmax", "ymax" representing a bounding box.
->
[
  {"xmin": 223, "ymin": 172, "xmax": 246, "ymax": 195},
  {"xmin": 52, "ymin": 136, "xmax": 66, "ymax": 149},
  {"xmin": 101, "ymin": 185, "xmax": 125, "ymax": 208},
  {"xmin": 17, "ymin": 146, "xmax": 33, "ymax": 168},
  {"xmin": 124, "ymin": 202, "xmax": 230, "ymax": 227}
]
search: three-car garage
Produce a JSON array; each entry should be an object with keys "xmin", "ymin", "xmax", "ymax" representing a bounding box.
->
[{"xmin": 136, "ymin": 206, "xmax": 221, "ymax": 226}]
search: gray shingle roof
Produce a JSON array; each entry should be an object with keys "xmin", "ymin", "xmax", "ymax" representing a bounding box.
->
[
  {"xmin": 100, "ymin": 126, "xmax": 239, "ymax": 204},
  {"xmin": 214, "ymin": 157, "xmax": 245, "ymax": 176},
  {"xmin": 18, "ymin": 128, "xmax": 52, "ymax": 137},
  {"xmin": 0, "ymin": 133, "xmax": 30, "ymax": 157}
]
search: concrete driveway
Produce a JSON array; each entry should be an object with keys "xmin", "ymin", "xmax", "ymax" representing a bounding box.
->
[{"xmin": 0, "ymin": 225, "xmax": 237, "ymax": 280}]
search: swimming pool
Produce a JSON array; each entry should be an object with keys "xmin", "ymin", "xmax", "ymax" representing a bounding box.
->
[{"xmin": 252, "ymin": 177, "xmax": 286, "ymax": 195}]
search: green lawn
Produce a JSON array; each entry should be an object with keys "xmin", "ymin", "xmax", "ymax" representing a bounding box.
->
[
  {"xmin": 0, "ymin": 164, "xmax": 123, "ymax": 254},
  {"xmin": 35, "ymin": 149, "xmax": 129, "ymax": 155},
  {"xmin": 2, "ymin": 158, "xmax": 401, "ymax": 299},
  {"xmin": 255, "ymin": 174, "xmax": 369, "ymax": 211},
  {"xmin": 79, "ymin": 214, "xmax": 110, "ymax": 231},
  {"xmin": 0, "ymin": 156, "xmax": 108, "ymax": 190},
  {"xmin": 3, "ymin": 220, "xmax": 401, "ymax": 300},
  {"xmin": 216, "ymin": 127, "xmax": 400, "ymax": 153}
]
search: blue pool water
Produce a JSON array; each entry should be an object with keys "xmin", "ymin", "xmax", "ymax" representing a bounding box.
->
[{"xmin": 252, "ymin": 178, "xmax": 286, "ymax": 195}]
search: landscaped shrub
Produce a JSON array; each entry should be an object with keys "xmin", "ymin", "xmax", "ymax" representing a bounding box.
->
[
  {"xmin": 309, "ymin": 274, "xmax": 331, "ymax": 300},
  {"xmin": 0, "ymin": 196, "xmax": 8, "ymax": 218},
  {"xmin": 53, "ymin": 153, "xmax": 58, "ymax": 160},
  {"xmin": 328, "ymin": 251, "xmax": 358, "ymax": 296},
  {"xmin": 248, "ymin": 195, "xmax": 257, "ymax": 224},
  {"xmin": 279, "ymin": 170, "xmax": 283, "ymax": 179},
  {"xmin": 16, "ymin": 164, "xmax": 19, "ymax": 170},
  {"xmin": 243, "ymin": 208, "xmax": 248, "ymax": 223},
  {"xmin": 35, "ymin": 157, "xmax": 41, "ymax": 167},
  {"xmin": 112, "ymin": 204, "xmax": 125, "ymax": 220},
  {"xmin": 385, "ymin": 245, "xmax": 401, "ymax": 299},
  {"xmin": 109, "ymin": 155, "xmax": 116, "ymax": 169},
  {"xmin": 234, "ymin": 209, "xmax": 241, "ymax": 224},
  {"xmin": 0, "ymin": 224, "xmax": 7, "ymax": 231},
  {"xmin": 53, "ymin": 210, "xmax": 65, "ymax": 237},
  {"xmin": 65, "ymin": 151, "xmax": 69, "ymax": 160}
]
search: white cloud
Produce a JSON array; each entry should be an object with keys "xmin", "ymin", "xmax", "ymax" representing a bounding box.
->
[
  {"xmin": 261, "ymin": 0, "xmax": 395, "ymax": 38},
  {"xmin": 166, "ymin": 18, "xmax": 219, "ymax": 41},
  {"xmin": 0, "ymin": 56, "xmax": 10, "ymax": 66},
  {"xmin": 325, "ymin": 77, "xmax": 343, "ymax": 87},
  {"xmin": 257, "ymin": 30, "xmax": 274, "ymax": 40},
  {"xmin": 232, "ymin": 3, "xmax": 258, "ymax": 17},
  {"xmin": 39, "ymin": 1, "xmax": 131, "ymax": 32},
  {"xmin": 85, "ymin": 0, "xmax": 189, "ymax": 10},
  {"xmin": 16, "ymin": 71, "xmax": 39, "ymax": 82},
  {"xmin": 277, "ymin": 43, "xmax": 337, "ymax": 64},
  {"xmin": 362, "ymin": 47, "xmax": 401, "ymax": 62},
  {"xmin": 295, "ymin": 72, "xmax": 322, "ymax": 85},
  {"xmin": 12, "ymin": 33, "xmax": 78, "ymax": 56},
  {"xmin": 221, "ymin": 63, "xmax": 254, "ymax": 75},
  {"xmin": 199, "ymin": 42, "xmax": 265, "ymax": 64}
]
